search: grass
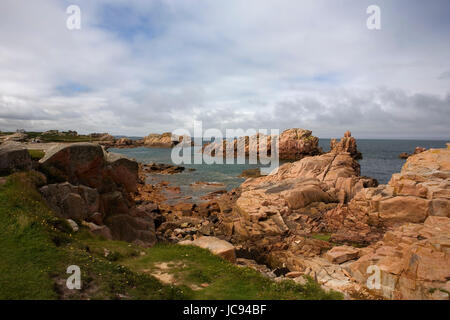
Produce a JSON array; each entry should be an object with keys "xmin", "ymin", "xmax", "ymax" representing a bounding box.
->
[
  {"xmin": 0, "ymin": 172, "xmax": 183, "ymax": 300},
  {"xmin": 311, "ymin": 233, "xmax": 332, "ymax": 242},
  {"xmin": 119, "ymin": 243, "xmax": 343, "ymax": 300},
  {"xmin": 0, "ymin": 171, "xmax": 343, "ymax": 300},
  {"xmin": 37, "ymin": 134, "xmax": 93, "ymax": 143},
  {"xmin": 28, "ymin": 149, "xmax": 45, "ymax": 160}
]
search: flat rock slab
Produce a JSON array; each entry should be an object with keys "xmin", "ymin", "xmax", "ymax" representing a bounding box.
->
[
  {"xmin": 179, "ymin": 236, "xmax": 236, "ymax": 263},
  {"xmin": 325, "ymin": 245, "xmax": 360, "ymax": 264}
]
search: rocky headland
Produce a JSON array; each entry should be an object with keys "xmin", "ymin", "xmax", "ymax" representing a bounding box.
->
[{"xmin": 202, "ymin": 128, "xmax": 323, "ymax": 160}]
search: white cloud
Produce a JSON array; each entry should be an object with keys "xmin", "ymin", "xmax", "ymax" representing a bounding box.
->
[{"xmin": 0, "ymin": 0, "xmax": 449, "ymax": 138}]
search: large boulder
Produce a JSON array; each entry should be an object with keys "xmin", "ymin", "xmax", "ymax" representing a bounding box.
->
[
  {"xmin": 325, "ymin": 245, "xmax": 360, "ymax": 264},
  {"xmin": 39, "ymin": 143, "xmax": 139, "ymax": 193},
  {"xmin": 104, "ymin": 152, "xmax": 139, "ymax": 193},
  {"xmin": 0, "ymin": 143, "xmax": 32, "ymax": 175},
  {"xmin": 39, "ymin": 143, "xmax": 105, "ymax": 188},
  {"xmin": 179, "ymin": 236, "xmax": 236, "ymax": 262},
  {"xmin": 38, "ymin": 142, "xmax": 156, "ymax": 246},
  {"xmin": 39, "ymin": 182, "xmax": 99, "ymax": 221}
]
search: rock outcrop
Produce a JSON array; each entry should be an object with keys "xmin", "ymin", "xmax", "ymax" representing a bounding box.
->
[
  {"xmin": 0, "ymin": 142, "xmax": 32, "ymax": 175},
  {"xmin": 212, "ymin": 151, "xmax": 377, "ymax": 276},
  {"xmin": 320, "ymin": 146, "xmax": 449, "ymax": 244},
  {"xmin": 330, "ymin": 131, "xmax": 362, "ymax": 160},
  {"xmin": 40, "ymin": 182, "xmax": 100, "ymax": 221},
  {"xmin": 278, "ymin": 129, "xmax": 323, "ymax": 160},
  {"xmin": 141, "ymin": 162, "xmax": 185, "ymax": 175},
  {"xmin": 325, "ymin": 245, "xmax": 360, "ymax": 264},
  {"xmin": 142, "ymin": 132, "xmax": 186, "ymax": 148},
  {"xmin": 203, "ymin": 128, "xmax": 322, "ymax": 160},
  {"xmin": 345, "ymin": 147, "xmax": 449, "ymax": 228},
  {"xmin": 141, "ymin": 133, "xmax": 448, "ymax": 299},
  {"xmin": 349, "ymin": 216, "xmax": 450, "ymax": 300},
  {"xmin": 38, "ymin": 143, "xmax": 156, "ymax": 246},
  {"xmin": 398, "ymin": 146, "xmax": 427, "ymax": 159}
]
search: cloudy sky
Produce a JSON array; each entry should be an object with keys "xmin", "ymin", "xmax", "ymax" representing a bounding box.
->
[{"xmin": 0, "ymin": 0, "xmax": 449, "ymax": 139}]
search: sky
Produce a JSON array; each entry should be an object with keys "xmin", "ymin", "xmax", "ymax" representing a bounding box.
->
[{"xmin": 0, "ymin": 0, "xmax": 449, "ymax": 139}]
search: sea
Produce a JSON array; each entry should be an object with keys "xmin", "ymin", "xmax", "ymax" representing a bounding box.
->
[{"xmin": 110, "ymin": 139, "xmax": 448, "ymax": 202}]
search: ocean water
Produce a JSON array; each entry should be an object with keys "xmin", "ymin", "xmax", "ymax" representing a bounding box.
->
[
  {"xmin": 110, "ymin": 139, "xmax": 448, "ymax": 199},
  {"xmin": 321, "ymin": 139, "xmax": 448, "ymax": 184}
]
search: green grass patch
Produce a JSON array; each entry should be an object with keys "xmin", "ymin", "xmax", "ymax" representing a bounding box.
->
[
  {"xmin": 0, "ymin": 171, "xmax": 342, "ymax": 300},
  {"xmin": 0, "ymin": 172, "xmax": 184, "ymax": 300},
  {"xmin": 311, "ymin": 233, "xmax": 331, "ymax": 242},
  {"xmin": 119, "ymin": 244, "xmax": 343, "ymax": 300},
  {"xmin": 28, "ymin": 149, "xmax": 45, "ymax": 160},
  {"xmin": 38, "ymin": 134, "xmax": 93, "ymax": 143}
]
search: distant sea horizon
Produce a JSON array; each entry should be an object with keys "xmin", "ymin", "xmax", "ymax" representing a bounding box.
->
[{"xmin": 115, "ymin": 135, "xmax": 449, "ymax": 142}]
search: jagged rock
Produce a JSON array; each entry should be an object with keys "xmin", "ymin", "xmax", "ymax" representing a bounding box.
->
[
  {"xmin": 203, "ymin": 128, "xmax": 322, "ymax": 160},
  {"xmin": 0, "ymin": 143, "xmax": 32, "ymax": 175},
  {"xmin": 179, "ymin": 236, "xmax": 236, "ymax": 262},
  {"xmin": 413, "ymin": 146, "xmax": 427, "ymax": 155},
  {"xmin": 345, "ymin": 147, "xmax": 450, "ymax": 228},
  {"xmin": 349, "ymin": 216, "xmax": 450, "ymax": 300},
  {"xmin": 398, "ymin": 147, "xmax": 427, "ymax": 160},
  {"xmin": 330, "ymin": 131, "xmax": 362, "ymax": 160},
  {"xmin": 40, "ymin": 182, "xmax": 99, "ymax": 220},
  {"xmin": 399, "ymin": 152, "xmax": 410, "ymax": 159},
  {"xmin": 278, "ymin": 128, "xmax": 323, "ymax": 160}
]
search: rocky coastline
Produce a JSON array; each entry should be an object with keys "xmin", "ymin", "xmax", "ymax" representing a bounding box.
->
[{"xmin": 0, "ymin": 130, "xmax": 448, "ymax": 300}]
